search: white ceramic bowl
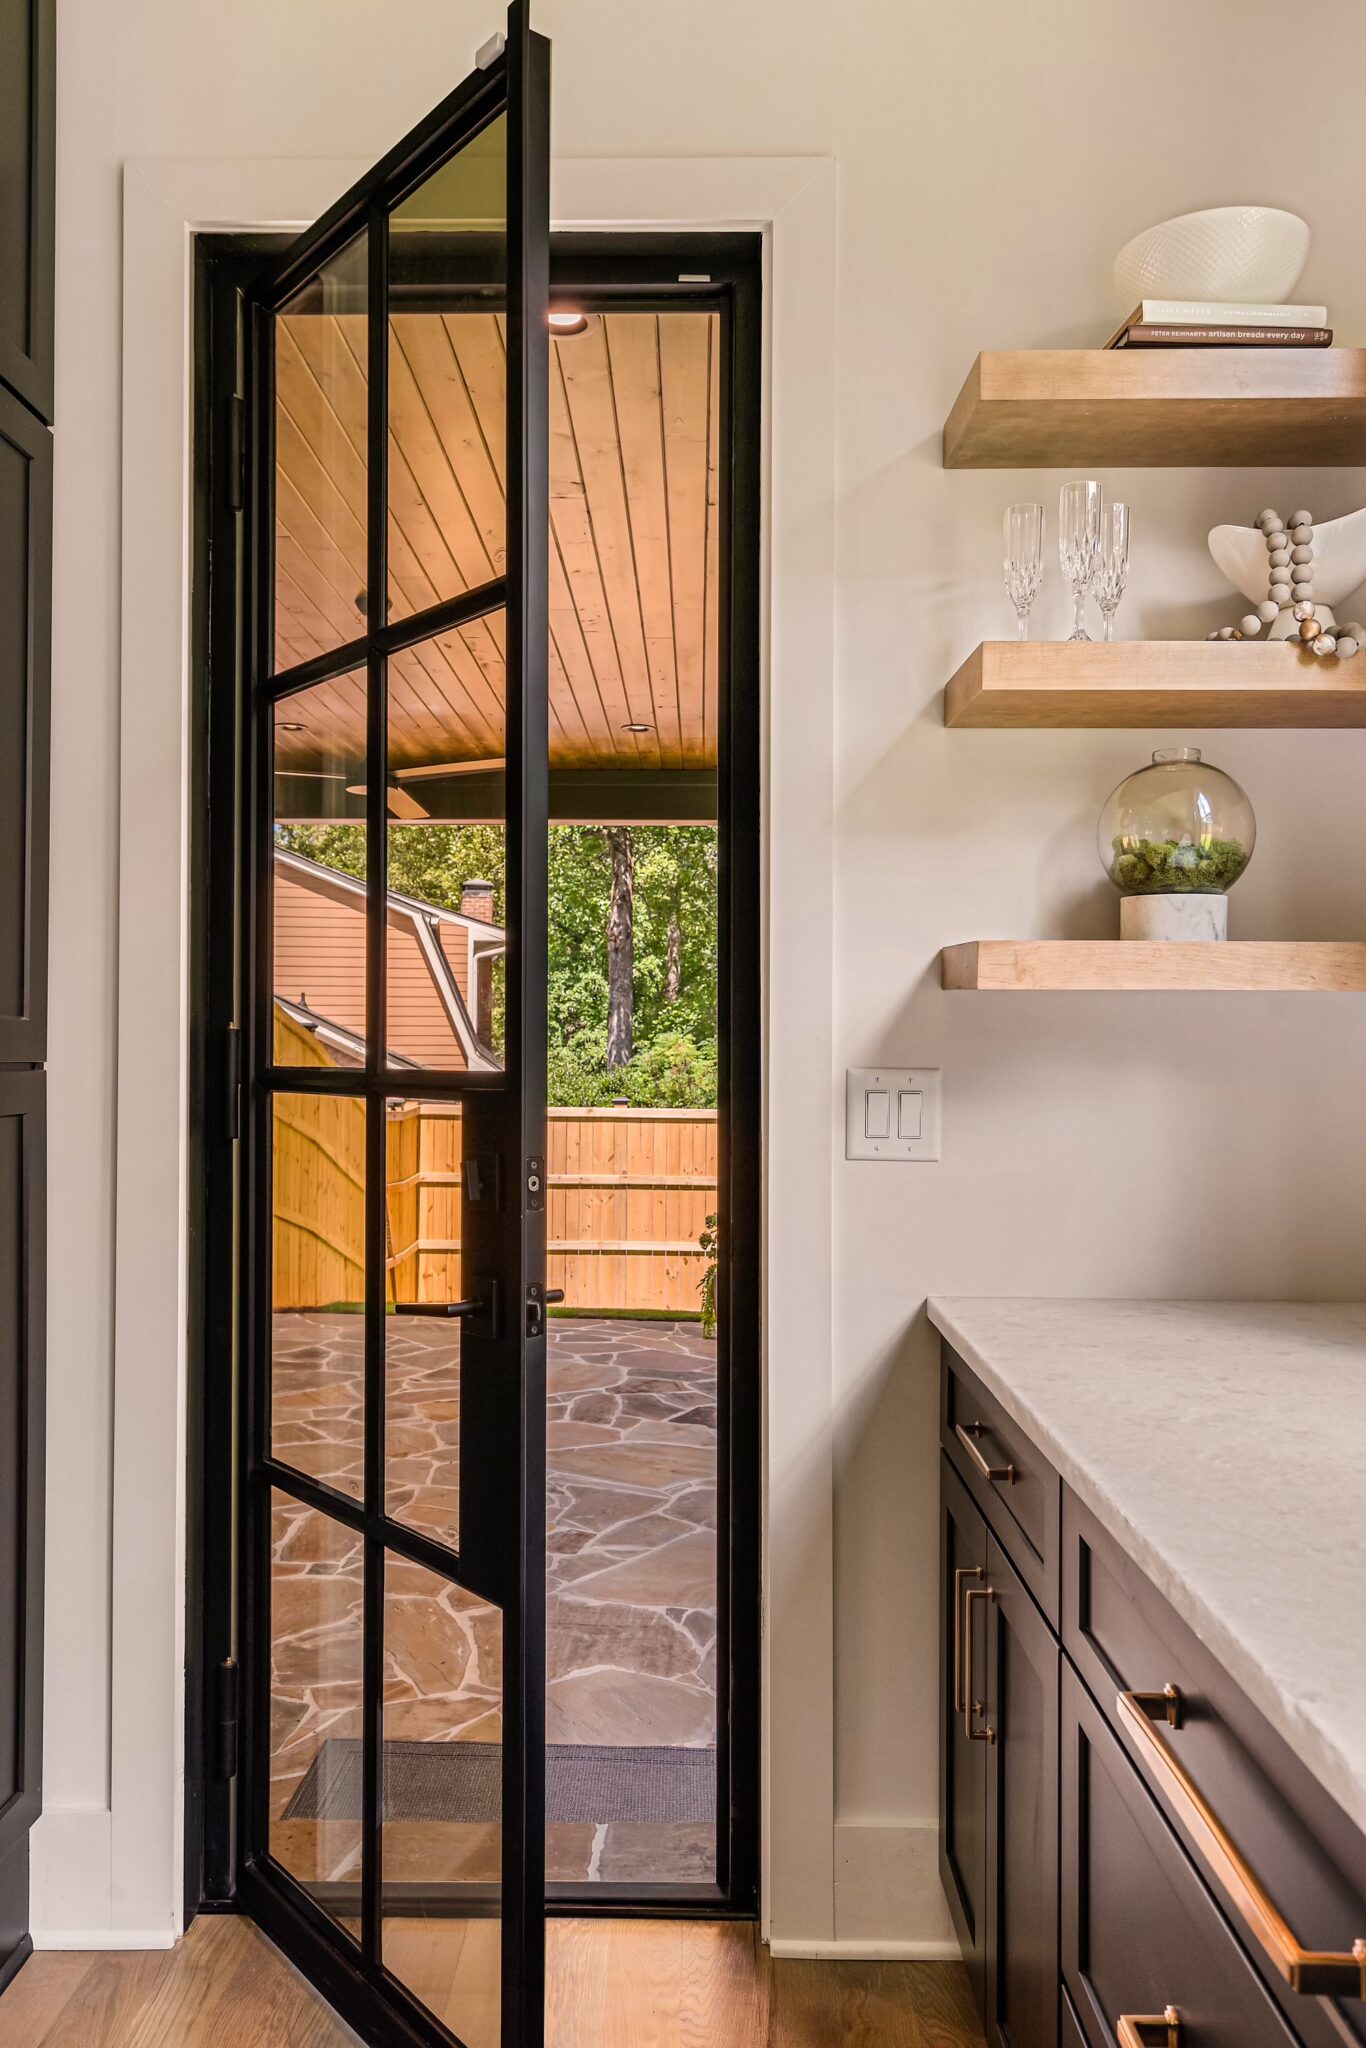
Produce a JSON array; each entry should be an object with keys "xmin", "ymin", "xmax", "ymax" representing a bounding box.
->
[
  {"xmin": 1209, "ymin": 506, "xmax": 1366, "ymax": 636},
  {"xmin": 1114, "ymin": 207, "xmax": 1310, "ymax": 305}
]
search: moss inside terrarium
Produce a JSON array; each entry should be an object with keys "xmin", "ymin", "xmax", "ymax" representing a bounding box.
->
[{"xmin": 1108, "ymin": 836, "xmax": 1249, "ymax": 894}]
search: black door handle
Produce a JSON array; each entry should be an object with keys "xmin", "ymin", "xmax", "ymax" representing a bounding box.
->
[
  {"xmin": 394, "ymin": 1300, "xmax": 483, "ymax": 1319},
  {"xmin": 525, "ymin": 1285, "xmax": 565, "ymax": 1336}
]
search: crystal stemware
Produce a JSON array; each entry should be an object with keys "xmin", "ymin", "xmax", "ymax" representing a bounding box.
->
[
  {"xmin": 1059, "ymin": 479, "xmax": 1103, "ymax": 642},
  {"xmin": 1095, "ymin": 501, "xmax": 1130, "ymax": 644},
  {"xmin": 1003, "ymin": 502, "xmax": 1044, "ymax": 641}
]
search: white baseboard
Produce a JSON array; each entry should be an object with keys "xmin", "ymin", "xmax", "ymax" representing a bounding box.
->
[
  {"xmin": 831, "ymin": 1819, "xmax": 961, "ymax": 1954},
  {"xmin": 30, "ymin": 1805, "xmax": 180, "ymax": 1951},
  {"xmin": 768, "ymin": 1935, "xmax": 963, "ymax": 1961},
  {"xmin": 33, "ymin": 1930, "xmax": 179, "ymax": 1952}
]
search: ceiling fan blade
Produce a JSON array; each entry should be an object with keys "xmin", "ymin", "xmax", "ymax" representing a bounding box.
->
[
  {"xmin": 393, "ymin": 757, "xmax": 507, "ymax": 782},
  {"xmin": 344, "ymin": 780, "xmax": 432, "ymax": 821},
  {"xmin": 386, "ymin": 785, "xmax": 431, "ymax": 821}
]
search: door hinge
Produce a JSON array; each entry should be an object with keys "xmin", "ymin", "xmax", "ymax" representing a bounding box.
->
[
  {"xmin": 224, "ymin": 1024, "xmax": 242, "ymax": 1141},
  {"xmin": 215, "ymin": 1657, "xmax": 240, "ymax": 1781},
  {"xmin": 225, "ymin": 394, "xmax": 245, "ymax": 512}
]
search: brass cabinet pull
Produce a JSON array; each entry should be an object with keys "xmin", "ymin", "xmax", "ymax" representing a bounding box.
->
[
  {"xmin": 1118, "ymin": 1691, "xmax": 1366, "ymax": 1998},
  {"xmin": 963, "ymin": 1585, "xmax": 995, "ymax": 1743},
  {"xmin": 1117, "ymin": 2008, "xmax": 1180, "ymax": 2048},
  {"xmin": 955, "ymin": 1420, "xmax": 1016, "ymax": 1486},
  {"xmin": 952, "ymin": 1565, "xmax": 983, "ymax": 1713}
]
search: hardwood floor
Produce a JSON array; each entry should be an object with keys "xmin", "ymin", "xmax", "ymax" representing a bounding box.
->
[{"xmin": 0, "ymin": 1914, "xmax": 985, "ymax": 2048}]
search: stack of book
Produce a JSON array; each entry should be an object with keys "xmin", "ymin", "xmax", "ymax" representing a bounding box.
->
[{"xmin": 1104, "ymin": 300, "xmax": 1331, "ymax": 349}]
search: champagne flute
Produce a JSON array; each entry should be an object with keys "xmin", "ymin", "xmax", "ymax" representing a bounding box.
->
[
  {"xmin": 1059, "ymin": 479, "xmax": 1103, "ymax": 642},
  {"xmin": 1003, "ymin": 503, "xmax": 1044, "ymax": 641},
  {"xmin": 1095, "ymin": 502, "xmax": 1130, "ymax": 643}
]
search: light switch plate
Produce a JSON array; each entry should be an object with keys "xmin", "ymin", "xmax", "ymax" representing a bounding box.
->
[{"xmin": 845, "ymin": 1067, "xmax": 941, "ymax": 1162}]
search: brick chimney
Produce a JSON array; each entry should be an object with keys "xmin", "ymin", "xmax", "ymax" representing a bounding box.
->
[{"xmin": 460, "ymin": 878, "xmax": 496, "ymax": 924}]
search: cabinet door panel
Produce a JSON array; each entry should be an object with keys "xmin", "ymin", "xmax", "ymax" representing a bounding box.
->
[
  {"xmin": 1064, "ymin": 1488, "xmax": 1366, "ymax": 2048},
  {"xmin": 984, "ymin": 1532, "xmax": 1058, "ymax": 2048},
  {"xmin": 941, "ymin": 1454, "xmax": 989, "ymax": 2015},
  {"xmin": 1063, "ymin": 1665, "xmax": 1298, "ymax": 2048},
  {"xmin": 0, "ymin": 0, "xmax": 55, "ymax": 419},
  {"xmin": 0, "ymin": 384, "xmax": 51, "ymax": 1062},
  {"xmin": 0, "ymin": 1073, "xmax": 45, "ymax": 1991}
]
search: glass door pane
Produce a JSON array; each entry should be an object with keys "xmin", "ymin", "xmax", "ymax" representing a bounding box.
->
[
  {"xmin": 269, "ymin": 1090, "xmax": 367, "ymax": 1502},
  {"xmin": 267, "ymin": 1492, "xmax": 364, "ymax": 1933},
  {"xmin": 385, "ymin": 1092, "xmax": 463, "ymax": 1547},
  {"xmin": 385, "ymin": 616, "xmax": 507, "ymax": 1074},
  {"xmin": 381, "ymin": 1551, "xmax": 504, "ymax": 2048},
  {"xmin": 273, "ymin": 235, "xmax": 369, "ymax": 676},
  {"xmin": 388, "ymin": 110, "xmax": 508, "ymax": 623}
]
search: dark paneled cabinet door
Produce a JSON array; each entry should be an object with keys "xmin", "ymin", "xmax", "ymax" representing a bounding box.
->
[
  {"xmin": 0, "ymin": 0, "xmax": 55, "ymax": 420},
  {"xmin": 940, "ymin": 1456, "xmax": 989, "ymax": 2012},
  {"xmin": 0, "ymin": 385, "xmax": 51, "ymax": 1064},
  {"xmin": 983, "ymin": 1530, "xmax": 1059, "ymax": 2048},
  {"xmin": 1062, "ymin": 1666, "xmax": 1298, "ymax": 2048},
  {"xmin": 0, "ymin": 1073, "xmax": 45, "ymax": 1991}
]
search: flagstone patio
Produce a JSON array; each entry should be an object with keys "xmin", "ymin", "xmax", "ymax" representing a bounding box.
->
[{"xmin": 267, "ymin": 1315, "xmax": 718, "ymax": 1890}]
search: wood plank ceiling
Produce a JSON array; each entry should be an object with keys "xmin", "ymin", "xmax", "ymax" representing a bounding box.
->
[{"xmin": 273, "ymin": 311, "xmax": 721, "ymax": 784}]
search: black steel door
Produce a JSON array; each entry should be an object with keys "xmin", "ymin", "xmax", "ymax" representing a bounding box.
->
[
  {"xmin": 0, "ymin": 0, "xmax": 52, "ymax": 1990},
  {"xmin": 234, "ymin": 12, "xmax": 551, "ymax": 2045}
]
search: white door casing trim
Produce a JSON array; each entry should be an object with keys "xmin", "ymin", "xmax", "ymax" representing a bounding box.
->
[{"xmin": 33, "ymin": 149, "xmax": 836, "ymax": 1949}]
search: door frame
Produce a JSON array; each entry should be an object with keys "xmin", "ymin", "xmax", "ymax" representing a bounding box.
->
[
  {"xmin": 190, "ymin": 225, "xmax": 764, "ymax": 1924},
  {"xmin": 42, "ymin": 148, "xmax": 834, "ymax": 1956}
]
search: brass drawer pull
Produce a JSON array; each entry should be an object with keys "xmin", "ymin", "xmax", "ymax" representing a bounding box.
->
[
  {"xmin": 952, "ymin": 1565, "xmax": 983, "ymax": 1713},
  {"xmin": 1117, "ymin": 2009, "xmax": 1180, "ymax": 2048},
  {"xmin": 963, "ymin": 1585, "xmax": 995, "ymax": 1744},
  {"xmin": 955, "ymin": 1420, "xmax": 1016, "ymax": 1485},
  {"xmin": 1118, "ymin": 1690, "xmax": 1366, "ymax": 1999}
]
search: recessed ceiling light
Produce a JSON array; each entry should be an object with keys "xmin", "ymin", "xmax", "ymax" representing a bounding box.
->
[
  {"xmin": 280, "ymin": 721, "xmax": 308, "ymax": 733},
  {"xmin": 621, "ymin": 720, "xmax": 653, "ymax": 733},
  {"xmin": 548, "ymin": 308, "xmax": 589, "ymax": 336}
]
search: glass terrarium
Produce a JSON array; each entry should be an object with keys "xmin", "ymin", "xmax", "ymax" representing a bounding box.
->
[{"xmin": 1098, "ymin": 747, "xmax": 1255, "ymax": 896}]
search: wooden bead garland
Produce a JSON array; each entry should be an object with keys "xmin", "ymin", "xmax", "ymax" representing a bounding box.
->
[{"xmin": 1208, "ymin": 508, "xmax": 1366, "ymax": 658}]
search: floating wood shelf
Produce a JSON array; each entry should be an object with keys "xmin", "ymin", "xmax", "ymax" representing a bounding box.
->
[
  {"xmin": 945, "ymin": 639, "xmax": 1366, "ymax": 729},
  {"xmin": 941, "ymin": 941, "xmax": 1366, "ymax": 993},
  {"xmin": 943, "ymin": 349, "xmax": 1366, "ymax": 468}
]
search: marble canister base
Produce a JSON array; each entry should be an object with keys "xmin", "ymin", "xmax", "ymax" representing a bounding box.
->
[{"xmin": 1121, "ymin": 893, "xmax": 1228, "ymax": 942}]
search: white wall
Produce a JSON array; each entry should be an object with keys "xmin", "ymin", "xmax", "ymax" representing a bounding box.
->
[{"xmin": 43, "ymin": 0, "xmax": 1366, "ymax": 1951}]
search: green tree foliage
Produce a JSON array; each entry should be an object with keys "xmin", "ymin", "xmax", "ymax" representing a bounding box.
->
[{"xmin": 275, "ymin": 821, "xmax": 717, "ymax": 1106}]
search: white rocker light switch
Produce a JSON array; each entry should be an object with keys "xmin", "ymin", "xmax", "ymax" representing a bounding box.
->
[{"xmin": 845, "ymin": 1068, "xmax": 941, "ymax": 1161}]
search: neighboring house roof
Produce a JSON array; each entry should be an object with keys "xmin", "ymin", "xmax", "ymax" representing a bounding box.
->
[
  {"xmin": 274, "ymin": 848, "xmax": 506, "ymax": 1072},
  {"xmin": 274, "ymin": 995, "xmax": 420, "ymax": 1071}
]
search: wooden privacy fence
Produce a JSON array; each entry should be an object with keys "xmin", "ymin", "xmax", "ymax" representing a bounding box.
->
[
  {"xmin": 271, "ymin": 1033, "xmax": 717, "ymax": 1318},
  {"xmin": 271, "ymin": 1006, "xmax": 368, "ymax": 1312},
  {"xmin": 385, "ymin": 1102, "xmax": 717, "ymax": 1316}
]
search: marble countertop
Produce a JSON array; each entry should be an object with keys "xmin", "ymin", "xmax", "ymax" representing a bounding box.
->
[{"xmin": 926, "ymin": 1297, "xmax": 1366, "ymax": 1839}]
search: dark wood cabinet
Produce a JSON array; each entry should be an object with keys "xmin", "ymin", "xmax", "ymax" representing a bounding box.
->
[
  {"xmin": 0, "ymin": 0, "xmax": 55, "ymax": 422},
  {"xmin": 1062, "ymin": 1665, "xmax": 1298, "ymax": 2048},
  {"xmin": 0, "ymin": 1073, "xmax": 45, "ymax": 1992},
  {"xmin": 941, "ymin": 1455, "xmax": 989, "ymax": 2009},
  {"xmin": 940, "ymin": 1456, "xmax": 1058, "ymax": 2048},
  {"xmin": 983, "ymin": 1531, "xmax": 1058, "ymax": 2048},
  {"xmin": 939, "ymin": 1341, "xmax": 1366, "ymax": 2048},
  {"xmin": 0, "ymin": 384, "xmax": 51, "ymax": 1065},
  {"xmin": 943, "ymin": 1347, "xmax": 1061, "ymax": 1629}
]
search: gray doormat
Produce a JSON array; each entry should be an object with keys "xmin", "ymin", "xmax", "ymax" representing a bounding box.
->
[{"xmin": 283, "ymin": 1740, "xmax": 715, "ymax": 1827}]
